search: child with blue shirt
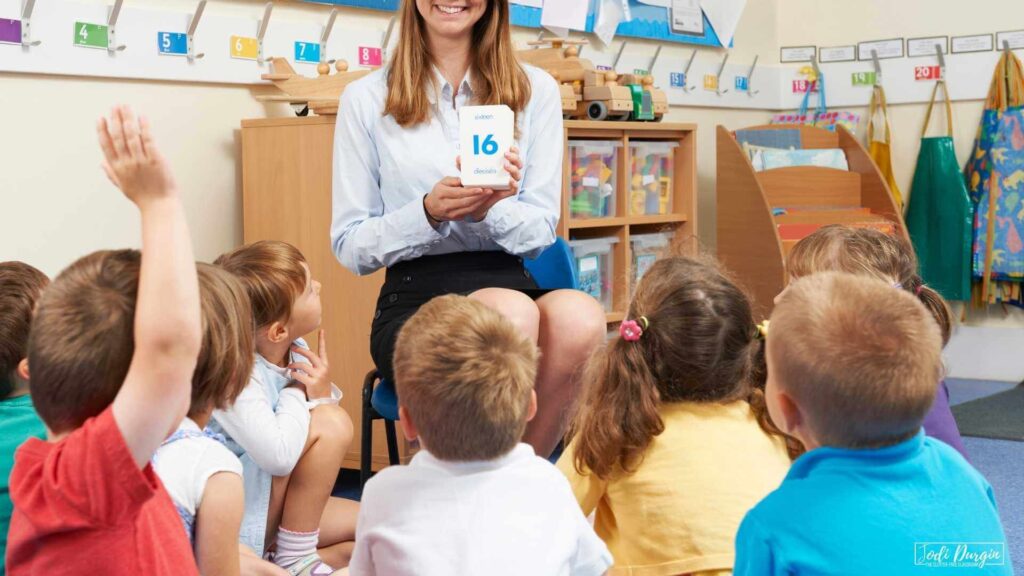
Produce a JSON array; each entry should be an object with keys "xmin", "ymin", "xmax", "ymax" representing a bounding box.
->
[{"xmin": 735, "ymin": 272, "xmax": 1011, "ymax": 575}]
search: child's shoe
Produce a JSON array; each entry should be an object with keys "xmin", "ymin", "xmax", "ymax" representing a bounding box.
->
[{"xmin": 282, "ymin": 554, "xmax": 335, "ymax": 576}]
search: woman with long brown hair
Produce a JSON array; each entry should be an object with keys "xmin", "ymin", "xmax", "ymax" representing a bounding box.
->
[{"xmin": 331, "ymin": 0, "xmax": 605, "ymax": 457}]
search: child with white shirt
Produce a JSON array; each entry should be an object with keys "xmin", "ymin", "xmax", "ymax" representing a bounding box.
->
[
  {"xmin": 349, "ymin": 294, "xmax": 612, "ymax": 576},
  {"xmin": 211, "ymin": 241, "xmax": 358, "ymax": 575},
  {"xmin": 153, "ymin": 263, "xmax": 284, "ymax": 576}
]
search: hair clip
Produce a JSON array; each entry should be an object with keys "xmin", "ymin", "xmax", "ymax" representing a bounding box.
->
[
  {"xmin": 892, "ymin": 281, "xmax": 903, "ymax": 289},
  {"xmin": 620, "ymin": 316, "xmax": 649, "ymax": 342},
  {"xmin": 915, "ymin": 284, "xmax": 924, "ymax": 296},
  {"xmin": 755, "ymin": 320, "xmax": 770, "ymax": 339}
]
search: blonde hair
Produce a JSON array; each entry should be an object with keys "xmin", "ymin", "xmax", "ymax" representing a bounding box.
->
[
  {"xmin": 215, "ymin": 240, "xmax": 307, "ymax": 328},
  {"xmin": 191, "ymin": 264, "xmax": 255, "ymax": 418},
  {"xmin": 770, "ymin": 272, "xmax": 942, "ymax": 449},
  {"xmin": 787, "ymin": 225, "xmax": 953, "ymax": 345},
  {"xmin": 393, "ymin": 294, "xmax": 537, "ymax": 461},
  {"xmin": 384, "ymin": 0, "xmax": 531, "ymax": 127},
  {"xmin": 570, "ymin": 256, "xmax": 798, "ymax": 481}
]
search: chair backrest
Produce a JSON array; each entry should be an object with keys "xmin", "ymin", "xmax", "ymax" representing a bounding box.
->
[{"xmin": 524, "ymin": 237, "xmax": 578, "ymax": 290}]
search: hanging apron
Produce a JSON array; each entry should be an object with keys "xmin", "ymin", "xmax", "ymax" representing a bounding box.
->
[
  {"xmin": 867, "ymin": 85, "xmax": 903, "ymax": 210},
  {"xmin": 905, "ymin": 80, "xmax": 974, "ymax": 301},
  {"xmin": 964, "ymin": 50, "xmax": 1024, "ymax": 305}
]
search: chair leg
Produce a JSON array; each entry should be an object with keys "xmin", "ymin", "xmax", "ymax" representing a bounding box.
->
[
  {"xmin": 360, "ymin": 371, "xmax": 377, "ymax": 489},
  {"xmin": 384, "ymin": 419, "xmax": 400, "ymax": 466}
]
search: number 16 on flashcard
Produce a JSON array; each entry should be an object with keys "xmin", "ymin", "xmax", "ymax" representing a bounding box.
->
[{"xmin": 230, "ymin": 35, "xmax": 259, "ymax": 60}]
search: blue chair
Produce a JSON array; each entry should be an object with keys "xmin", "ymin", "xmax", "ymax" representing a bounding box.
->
[{"xmin": 359, "ymin": 238, "xmax": 578, "ymax": 488}]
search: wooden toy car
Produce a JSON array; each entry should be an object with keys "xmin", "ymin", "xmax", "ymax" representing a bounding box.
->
[{"xmin": 256, "ymin": 57, "xmax": 372, "ymax": 116}]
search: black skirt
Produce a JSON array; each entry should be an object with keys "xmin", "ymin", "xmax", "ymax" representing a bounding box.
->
[{"xmin": 370, "ymin": 251, "xmax": 547, "ymax": 381}]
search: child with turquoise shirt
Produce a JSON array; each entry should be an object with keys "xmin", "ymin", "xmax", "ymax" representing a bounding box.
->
[
  {"xmin": 735, "ymin": 273, "xmax": 1011, "ymax": 575},
  {"xmin": 0, "ymin": 261, "xmax": 49, "ymax": 575}
]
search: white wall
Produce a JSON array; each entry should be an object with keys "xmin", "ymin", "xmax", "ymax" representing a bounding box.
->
[{"xmin": 0, "ymin": 0, "xmax": 778, "ymax": 277}]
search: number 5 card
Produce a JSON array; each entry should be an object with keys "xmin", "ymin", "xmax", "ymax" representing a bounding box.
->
[{"xmin": 459, "ymin": 105, "xmax": 514, "ymax": 190}]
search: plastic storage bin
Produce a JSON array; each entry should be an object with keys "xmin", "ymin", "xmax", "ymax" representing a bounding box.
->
[
  {"xmin": 629, "ymin": 141, "xmax": 678, "ymax": 215},
  {"xmin": 569, "ymin": 237, "xmax": 618, "ymax": 312},
  {"xmin": 569, "ymin": 141, "xmax": 620, "ymax": 219},
  {"xmin": 631, "ymin": 231, "xmax": 675, "ymax": 287}
]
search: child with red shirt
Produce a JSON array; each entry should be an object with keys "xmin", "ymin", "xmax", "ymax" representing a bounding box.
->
[{"xmin": 5, "ymin": 106, "xmax": 202, "ymax": 575}]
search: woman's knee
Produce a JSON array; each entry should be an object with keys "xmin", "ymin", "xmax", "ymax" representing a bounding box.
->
[
  {"xmin": 468, "ymin": 287, "xmax": 540, "ymax": 342},
  {"xmin": 537, "ymin": 290, "xmax": 606, "ymax": 359},
  {"xmin": 310, "ymin": 404, "xmax": 354, "ymax": 447}
]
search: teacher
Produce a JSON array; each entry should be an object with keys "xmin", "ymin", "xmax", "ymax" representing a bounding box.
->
[{"xmin": 330, "ymin": 0, "xmax": 606, "ymax": 456}]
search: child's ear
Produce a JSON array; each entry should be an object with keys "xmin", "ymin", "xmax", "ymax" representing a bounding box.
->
[
  {"xmin": 525, "ymin": 390, "xmax": 538, "ymax": 423},
  {"xmin": 17, "ymin": 358, "xmax": 30, "ymax": 381},
  {"xmin": 398, "ymin": 405, "xmax": 418, "ymax": 442},
  {"xmin": 266, "ymin": 321, "xmax": 289, "ymax": 343},
  {"xmin": 776, "ymin": 391, "xmax": 804, "ymax": 437}
]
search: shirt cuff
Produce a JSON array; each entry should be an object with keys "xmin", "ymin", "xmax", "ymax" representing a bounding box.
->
[
  {"xmin": 306, "ymin": 383, "xmax": 344, "ymax": 409},
  {"xmin": 279, "ymin": 387, "xmax": 308, "ymax": 404},
  {"xmin": 465, "ymin": 198, "xmax": 515, "ymax": 240},
  {"xmin": 393, "ymin": 195, "xmax": 451, "ymax": 247}
]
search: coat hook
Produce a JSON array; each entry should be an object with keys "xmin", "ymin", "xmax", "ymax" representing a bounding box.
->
[
  {"xmin": 256, "ymin": 2, "xmax": 273, "ymax": 65},
  {"xmin": 318, "ymin": 8, "xmax": 337, "ymax": 64},
  {"xmin": 682, "ymin": 49, "xmax": 697, "ymax": 93},
  {"xmin": 186, "ymin": 0, "xmax": 206, "ymax": 63},
  {"xmin": 746, "ymin": 54, "xmax": 760, "ymax": 96},
  {"xmin": 715, "ymin": 51, "xmax": 730, "ymax": 96},
  {"xmin": 106, "ymin": 0, "xmax": 126, "ymax": 54},
  {"xmin": 20, "ymin": 0, "xmax": 40, "ymax": 47}
]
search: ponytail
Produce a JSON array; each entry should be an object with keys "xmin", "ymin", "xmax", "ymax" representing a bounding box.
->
[
  {"xmin": 745, "ymin": 337, "xmax": 805, "ymax": 460},
  {"xmin": 913, "ymin": 280, "xmax": 953, "ymax": 346},
  {"xmin": 569, "ymin": 338, "xmax": 664, "ymax": 480}
]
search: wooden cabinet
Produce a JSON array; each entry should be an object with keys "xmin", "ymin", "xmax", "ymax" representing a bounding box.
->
[{"xmin": 240, "ymin": 116, "xmax": 697, "ymax": 469}]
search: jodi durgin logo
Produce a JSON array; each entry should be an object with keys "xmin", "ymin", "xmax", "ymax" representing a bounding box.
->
[{"xmin": 915, "ymin": 542, "xmax": 1006, "ymax": 568}]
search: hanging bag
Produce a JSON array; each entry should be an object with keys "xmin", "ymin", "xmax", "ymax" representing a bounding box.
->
[
  {"xmin": 771, "ymin": 73, "xmax": 860, "ymax": 132},
  {"xmin": 964, "ymin": 50, "xmax": 1024, "ymax": 302},
  {"xmin": 867, "ymin": 85, "xmax": 903, "ymax": 209},
  {"xmin": 904, "ymin": 79, "xmax": 974, "ymax": 301}
]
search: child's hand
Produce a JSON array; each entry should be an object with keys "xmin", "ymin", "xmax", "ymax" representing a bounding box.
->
[
  {"xmin": 288, "ymin": 329, "xmax": 332, "ymax": 400},
  {"xmin": 96, "ymin": 105, "xmax": 177, "ymax": 205}
]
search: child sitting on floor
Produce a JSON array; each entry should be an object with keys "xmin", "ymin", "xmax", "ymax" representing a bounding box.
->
[
  {"xmin": 557, "ymin": 256, "xmax": 794, "ymax": 576},
  {"xmin": 349, "ymin": 294, "xmax": 612, "ymax": 576},
  {"xmin": 783, "ymin": 225, "xmax": 967, "ymax": 457},
  {"xmin": 735, "ymin": 273, "xmax": 1011, "ymax": 575},
  {"xmin": 153, "ymin": 263, "xmax": 285, "ymax": 576},
  {"xmin": 212, "ymin": 241, "xmax": 357, "ymax": 574},
  {"xmin": 0, "ymin": 262, "xmax": 49, "ymax": 575},
  {"xmin": 7, "ymin": 106, "xmax": 202, "ymax": 574}
]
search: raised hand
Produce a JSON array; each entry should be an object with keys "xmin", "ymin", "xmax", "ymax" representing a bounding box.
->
[
  {"xmin": 96, "ymin": 105, "xmax": 177, "ymax": 205},
  {"xmin": 288, "ymin": 329, "xmax": 333, "ymax": 400}
]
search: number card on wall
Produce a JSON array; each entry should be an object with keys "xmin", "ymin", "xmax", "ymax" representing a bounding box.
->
[
  {"xmin": 669, "ymin": 72, "xmax": 686, "ymax": 88},
  {"xmin": 851, "ymin": 71, "xmax": 876, "ymax": 86},
  {"xmin": 157, "ymin": 32, "xmax": 187, "ymax": 56},
  {"xmin": 735, "ymin": 76, "xmax": 749, "ymax": 92},
  {"xmin": 358, "ymin": 46, "xmax": 382, "ymax": 67},
  {"xmin": 230, "ymin": 35, "xmax": 259, "ymax": 60},
  {"xmin": 74, "ymin": 22, "xmax": 109, "ymax": 49},
  {"xmin": 0, "ymin": 18, "xmax": 22, "ymax": 45},
  {"xmin": 295, "ymin": 41, "xmax": 320, "ymax": 63},
  {"xmin": 633, "ymin": 68, "xmax": 649, "ymax": 76},
  {"xmin": 914, "ymin": 66, "xmax": 942, "ymax": 81},
  {"xmin": 792, "ymin": 79, "xmax": 818, "ymax": 93},
  {"xmin": 703, "ymin": 74, "xmax": 717, "ymax": 91}
]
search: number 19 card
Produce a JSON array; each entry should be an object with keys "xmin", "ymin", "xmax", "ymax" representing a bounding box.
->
[{"xmin": 459, "ymin": 105, "xmax": 513, "ymax": 190}]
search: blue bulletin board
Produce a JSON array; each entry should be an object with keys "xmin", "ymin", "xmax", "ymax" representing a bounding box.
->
[{"xmin": 302, "ymin": 0, "xmax": 730, "ymax": 47}]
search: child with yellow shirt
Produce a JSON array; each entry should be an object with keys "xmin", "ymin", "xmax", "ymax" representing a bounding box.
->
[{"xmin": 557, "ymin": 256, "xmax": 796, "ymax": 576}]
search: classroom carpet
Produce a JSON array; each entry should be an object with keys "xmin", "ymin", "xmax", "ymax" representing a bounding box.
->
[
  {"xmin": 952, "ymin": 383, "xmax": 1024, "ymax": 441},
  {"xmin": 333, "ymin": 378, "xmax": 1023, "ymax": 573}
]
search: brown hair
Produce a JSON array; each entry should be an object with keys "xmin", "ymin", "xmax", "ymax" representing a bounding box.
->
[
  {"xmin": 0, "ymin": 262, "xmax": 49, "ymax": 398},
  {"xmin": 384, "ymin": 0, "xmax": 531, "ymax": 128},
  {"xmin": 214, "ymin": 241, "xmax": 307, "ymax": 329},
  {"xmin": 28, "ymin": 250, "xmax": 140, "ymax": 433},
  {"xmin": 393, "ymin": 294, "xmax": 537, "ymax": 461},
  {"xmin": 770, "ymin": 272, "xmax": 943, "ymax": 448},
  {"xmin": 191, "ymin": 264, "xmax": 255, "ymax": 418},
  {"xmin": 787, "ymin": 225, "xmax": 953, "ymax": 345},
  {"xmin": 570, "ymin": 256, "xmax": 798, "ymax": 480}
]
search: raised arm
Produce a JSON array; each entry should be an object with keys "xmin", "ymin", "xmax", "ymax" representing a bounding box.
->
[{"xmin": 99, "ymin": 106, "xmax": 202, "ymax": 468}]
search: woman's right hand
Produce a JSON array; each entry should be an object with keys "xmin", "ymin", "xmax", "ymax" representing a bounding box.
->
[{"xmin": 423, "ymin": 177, "xmax": 492, "ymax": 223}]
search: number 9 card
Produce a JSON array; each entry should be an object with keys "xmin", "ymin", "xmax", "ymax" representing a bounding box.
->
[{"xmin": 459, "ymin": 105, "xmax": 514, "ymax": 190}]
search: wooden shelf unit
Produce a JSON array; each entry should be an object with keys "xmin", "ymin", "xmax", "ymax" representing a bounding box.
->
[
  {"xmin": 561, "ymin": 121, "xmax": 698, "ymax": 323},
  {"xmin": 715, "ymin": 124, "xmax": 907, "ymax": 318}
]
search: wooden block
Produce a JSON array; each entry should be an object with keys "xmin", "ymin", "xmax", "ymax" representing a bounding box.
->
[{"xmin": 757, "ymin": 166, "xmax": 862, "ymax": 207}]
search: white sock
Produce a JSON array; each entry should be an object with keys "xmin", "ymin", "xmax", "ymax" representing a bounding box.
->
[{"xmin": 273, "ymin": 527, "xmax": 331, "ymax": 571}]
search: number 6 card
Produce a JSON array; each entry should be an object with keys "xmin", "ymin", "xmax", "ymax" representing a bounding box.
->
[{"xmin": 459, "ymin": 105, "xmax": 514, "ymax": 190}]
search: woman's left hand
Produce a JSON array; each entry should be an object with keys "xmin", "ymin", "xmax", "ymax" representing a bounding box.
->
[{"xmin": 457, "ymin": 146, "xmax": 522, "ymax": 222}]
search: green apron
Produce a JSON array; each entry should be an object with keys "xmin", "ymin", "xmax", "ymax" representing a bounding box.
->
[{"xmin": 905, "ymin": 80, "xmax": 973, "ymax": 301}]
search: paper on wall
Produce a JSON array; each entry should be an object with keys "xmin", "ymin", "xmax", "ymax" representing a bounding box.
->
[
  {"xmin": 541, "ymin": 0, "xmax": 589, "ymax": 38},
  {"xmin": 594, "ymin": 0, "xmax": 626, "ymax": 46},
  {"xmin": 700, "ymin": 0, "xmax": 745, "ymax": 47},
  {"xmin": 671, "ymin": 0, "xmax": 703, "ymax": 35},
  {"xmin": 636, "ymin": 0, "xmax": 670, "ymax": 7},
  {"xmin": 511, "ymin": 0, "xmax": 544, "ymax": 7}
]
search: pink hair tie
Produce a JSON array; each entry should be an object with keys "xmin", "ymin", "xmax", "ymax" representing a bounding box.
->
[
  {"xmin": 620, "ymin": 316, "xmax": 649, "ymax": 342},
  {"xmin": 916, "ymin": 284, "xmax": 924, "ymax": 296}
]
